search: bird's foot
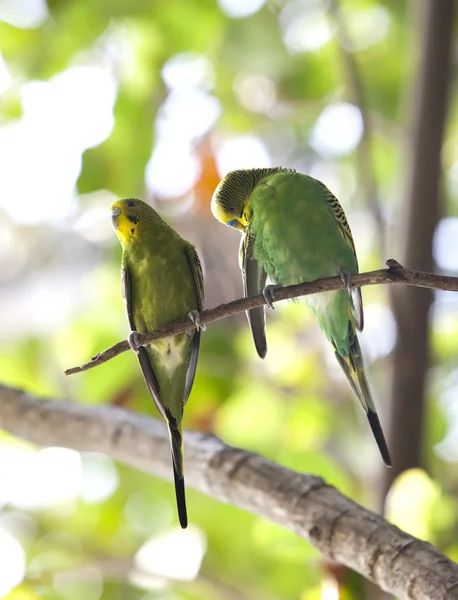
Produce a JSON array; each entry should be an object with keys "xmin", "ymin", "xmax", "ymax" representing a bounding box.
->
[
  {"xmin": 188, "ymin": 310, "xmax": 206, "ymax": 332},
  {"xmin": 340, "ymin": 269, "xmax": 353, "ymax": 294},
  {"xmin": 263, "ymin": 284, "xmax": 279, "ymax": 310},
  {"xmin": 128, "ymin": 330, "xmax": 142, "ymax": 354},
  {"xmin": 341, "ymin": 269, "xmax": 364, "ymax": 331}
]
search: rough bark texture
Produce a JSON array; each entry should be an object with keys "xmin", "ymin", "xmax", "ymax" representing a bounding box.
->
[
  {"xmin": 384, "ymin": 0, "xmax": 454, "ymax": 498},
  {"xmin": 0, "ymin": 383, "xmax": 457, "ymax": 599}
]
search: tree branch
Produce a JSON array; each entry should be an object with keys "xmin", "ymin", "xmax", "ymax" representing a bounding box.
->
[
  {"xmin": 65, "ymin": 259, "xmax": 458, "ymax": 376},
  {"xmin": 0, "ymin": 383, "xmax": 457, "ymax": 599}
]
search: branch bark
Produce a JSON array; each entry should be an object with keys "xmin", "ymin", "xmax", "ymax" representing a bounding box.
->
[
  {"xmin": 0, "ymin": 383, "xmax": 457, "ymax": 599},
  {"xmin": 65, "ymin": 260, "xmax": 458, "ymax": 376},
  {"xmin": 384, "ymin": 0, "xmax": 454, "ymax": 499}
]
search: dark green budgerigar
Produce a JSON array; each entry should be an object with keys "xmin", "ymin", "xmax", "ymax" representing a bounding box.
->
[
  {"xmin": 211, "ymin": 168, "xmax": 391, "ymax": 466},
  {"xmin": 111, "ymin": 198, "xmax": 205, "ymax": 528}
]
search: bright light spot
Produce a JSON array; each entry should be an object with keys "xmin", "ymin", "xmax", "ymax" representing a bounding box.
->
[
  {"xmin": 0, "ymin": 528, "xmax": 25, "ymax": 595},
  {"xmin": 54, "ymin": 566, "xmax": 103, "ymax": 600},
  {"xmin": 21, "ymin": 67, "xmax": 116, "ymax": 149},
  {"xmin": 0, "ymin": 53, "xmax": 12, "ymax": 95},
  {"xmin": 310, "ymin": 103, "xmax": 363, "ymax": 158},
  {"xmin": 0, "ymin": 121, "xmax": 79, "ymax": 224},
  {"xmin": 162, "ymin": 53, "xmax": 215, "ymax": 92},
  {"xmin": 156, "ymin": 90, "xmax": 220, "ymax": 143},
  {"xmin": 234, "ymin": 73, "xmax": 277, "ymax": 114},
  {"xmin": 135, "ymin": 526, "xmax": 207, "ymax": 581},
  {"xmin": 216, "ymin": 135, "xmax": 271, "ymax": 175},
  {"xmin": 359, "ymin": 303, "xmax": 396, "ymax": 362},
  {"xmin": 280, "ymin": 0, "xmax": 332, "ymax": 54},
  {"xmin": 321, "ymin": 576, "xmax": 339, "ymax": 600},
  {"xmin": 128, "ymin": 570, "xmax": 168, "ymax": 592},
  {"xmin": 343, "ymin": 6, "xmax": 390, "ymax": 51},
  {"xmin": 0, "ymin": 66, "xmax": 117, "ymax": 225},
  {"xmin": 80, "ymin": 453, "xmax": 119, "ymax": 505},
  {"xmin": 434, "ymin": 217, "xmax": 458, "ymax": 272},
  {"xmin": 73, "ymin": 190, "xmax": 119, "ymax": 244},
  {"xmin": 0, "ymin": 0, "xmax": 48, "ymax": 29},
  {"xmin": 0, "ymin": 446, "xmax": 82, "ymax": 510},
  {"xmin": 218, "ymin": 0, "xmax": 266, "ymax": 19},
  {"xmin": 145, "ymin": 89, "xmax": 220, "ymax": 198},
  {"xmin": 145, "ymin": 141, "xmax": 200, "ymax": 198},
  {"xmin": 32, "ymin": 447, "xmax": 83, "ymax": 509},
  {"xmin": 385, "ymin": 469, "xmax": 439, "ymax": 539}
]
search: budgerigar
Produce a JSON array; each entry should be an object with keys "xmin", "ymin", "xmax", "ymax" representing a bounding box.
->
[
  {"xmin": 111, "ymin": 198, "xmax": 205, "ymax": 527},
  {"xmin": 211, "ymin": 168, "xmax": 391, "ymax": 466}
]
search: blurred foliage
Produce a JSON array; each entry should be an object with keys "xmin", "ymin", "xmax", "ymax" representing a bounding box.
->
[{"xmin": 0, "ymin": 0, "xmax": 458, "ymax": 599}]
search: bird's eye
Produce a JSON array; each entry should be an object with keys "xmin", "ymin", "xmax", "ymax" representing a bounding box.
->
[
  {"xmin": 127, "ymin": 200, "xmax": 135, "ymax": 208},
  {"xmin": 228, "ymin": 206, "xmax": 234, "ymax": 213}
]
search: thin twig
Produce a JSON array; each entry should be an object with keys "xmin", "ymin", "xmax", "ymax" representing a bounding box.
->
[
  {"xmin": 65, "ymin": 259, "xmax": 458, "ymax": 376},
  {"xmin": 0, "ymin": 384, "xmax": 457, "ymax": 600}
]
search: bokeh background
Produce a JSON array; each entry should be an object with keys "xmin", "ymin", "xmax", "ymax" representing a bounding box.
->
[{"xmin": 0, "ymin": 0, "xmax": 457, "ymax": 598}]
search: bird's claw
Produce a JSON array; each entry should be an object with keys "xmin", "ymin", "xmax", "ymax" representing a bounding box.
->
[
  {"xmin": 340, "ymin": 269, "xmax": 353, "ymax": 294},
  {"xmin": 263, "ymin": 284, "xmax": 278, "ymax": 310},
  {"xmin": 128, "ymin": 330, "xmax": 142, "ymax": 354},
  {"xmin": 188, "ymin": 310, "xmax": 206, "ymax": 332},
  {"xmin": 341, "ymin": 268, "xmax": 364, "ymax": 331}
]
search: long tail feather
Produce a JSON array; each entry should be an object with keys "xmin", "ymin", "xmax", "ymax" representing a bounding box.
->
[
  {"xmin": 334, "ymin": 322, "xmax": 392, "ymax": 467},
  {"xmin": 366, "ymin": 411, "xmax": 392, "ymax": 467},
  {"xmin": 167, "ymin": 420, "xmax": 188, "ymax": 528}
]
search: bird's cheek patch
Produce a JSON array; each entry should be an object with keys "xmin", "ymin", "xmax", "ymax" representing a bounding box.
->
[{"xmin": 115, "ymin": 213, "xmax": 138, "ymax": 244}]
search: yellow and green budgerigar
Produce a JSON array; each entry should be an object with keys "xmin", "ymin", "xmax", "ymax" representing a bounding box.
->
[
  {"xmin": 111, "ymin": 198, "xmax": 205, "ymax": 528},
  {"xmin": 211, "ymin": 168, "xmax": 391, "ymax": 466}
]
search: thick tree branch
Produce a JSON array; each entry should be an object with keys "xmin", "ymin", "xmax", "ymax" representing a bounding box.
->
[
  {"xmin": 0, "ymin": 383, "xmax": 457, "ymax": 599},
  {"xmin": 65, "ymin": 259, "xmax": 458, "ymax": 376}
]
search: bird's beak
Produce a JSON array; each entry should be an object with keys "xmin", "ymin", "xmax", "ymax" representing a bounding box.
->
[
  {"xmin": 111, "ymin": 206, "xmax": 121, "ymax": 226},
  {"xmin": 226, "ymin": 219, "xmax": 246, "ymax": 231},
  {"xmin": 226, "ymin": 209, "xmax": 250, "ymax": 231}
]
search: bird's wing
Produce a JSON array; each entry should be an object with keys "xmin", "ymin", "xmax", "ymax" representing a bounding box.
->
[
  {"xmin": 239, "ymin": 231, "xmax": 268, "ymax": 358},
  {"xmin": 183, "ymin": 245, "xmax": 204, "ymax": 404},
  {"xmin": 319, "ymin": 182, "xmax": 364, "ymax": 332},
  {"xmin": 121, "ymin": 263, "xmax": 166, "ymax": 419}
]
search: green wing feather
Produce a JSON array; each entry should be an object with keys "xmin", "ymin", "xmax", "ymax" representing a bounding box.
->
[
  {"xmin": 121, "ymin": 264, "xmax": 165, "ymax": 419},
  {"xmin": 184, "ymin": 244, "xmax": 204, "ymax": 404},
  {"xmin": 239, "ymin": 232, "xmax": 267, "ymax": 358},
  {"xmin": 318, "ymin": 181, "xmax": 364, "ymax": 332},
  {"xmin": 317, "ymin": 180, "xmax": 357, "ymax": 259},
  {"xmin": 122, "ymin": 262, "xmax": 188, "ymax": 528}
]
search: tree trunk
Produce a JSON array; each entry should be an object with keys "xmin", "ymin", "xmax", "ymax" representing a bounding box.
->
[{"xmin": 382, "ymin": 0, "xmax": 454, "ymax": 499}]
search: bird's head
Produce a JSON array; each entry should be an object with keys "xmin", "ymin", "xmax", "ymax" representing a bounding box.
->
[
  {"xmin": 210, "ymin": 170, "xmax": 255, "ymax": 232},
  {"xmin": 211, "ymin": 168, "xmax": 291, "ymax": 232},
  {"xmin": 111, "ymin": 198, "xmax": 156, "ymax": 247}
]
